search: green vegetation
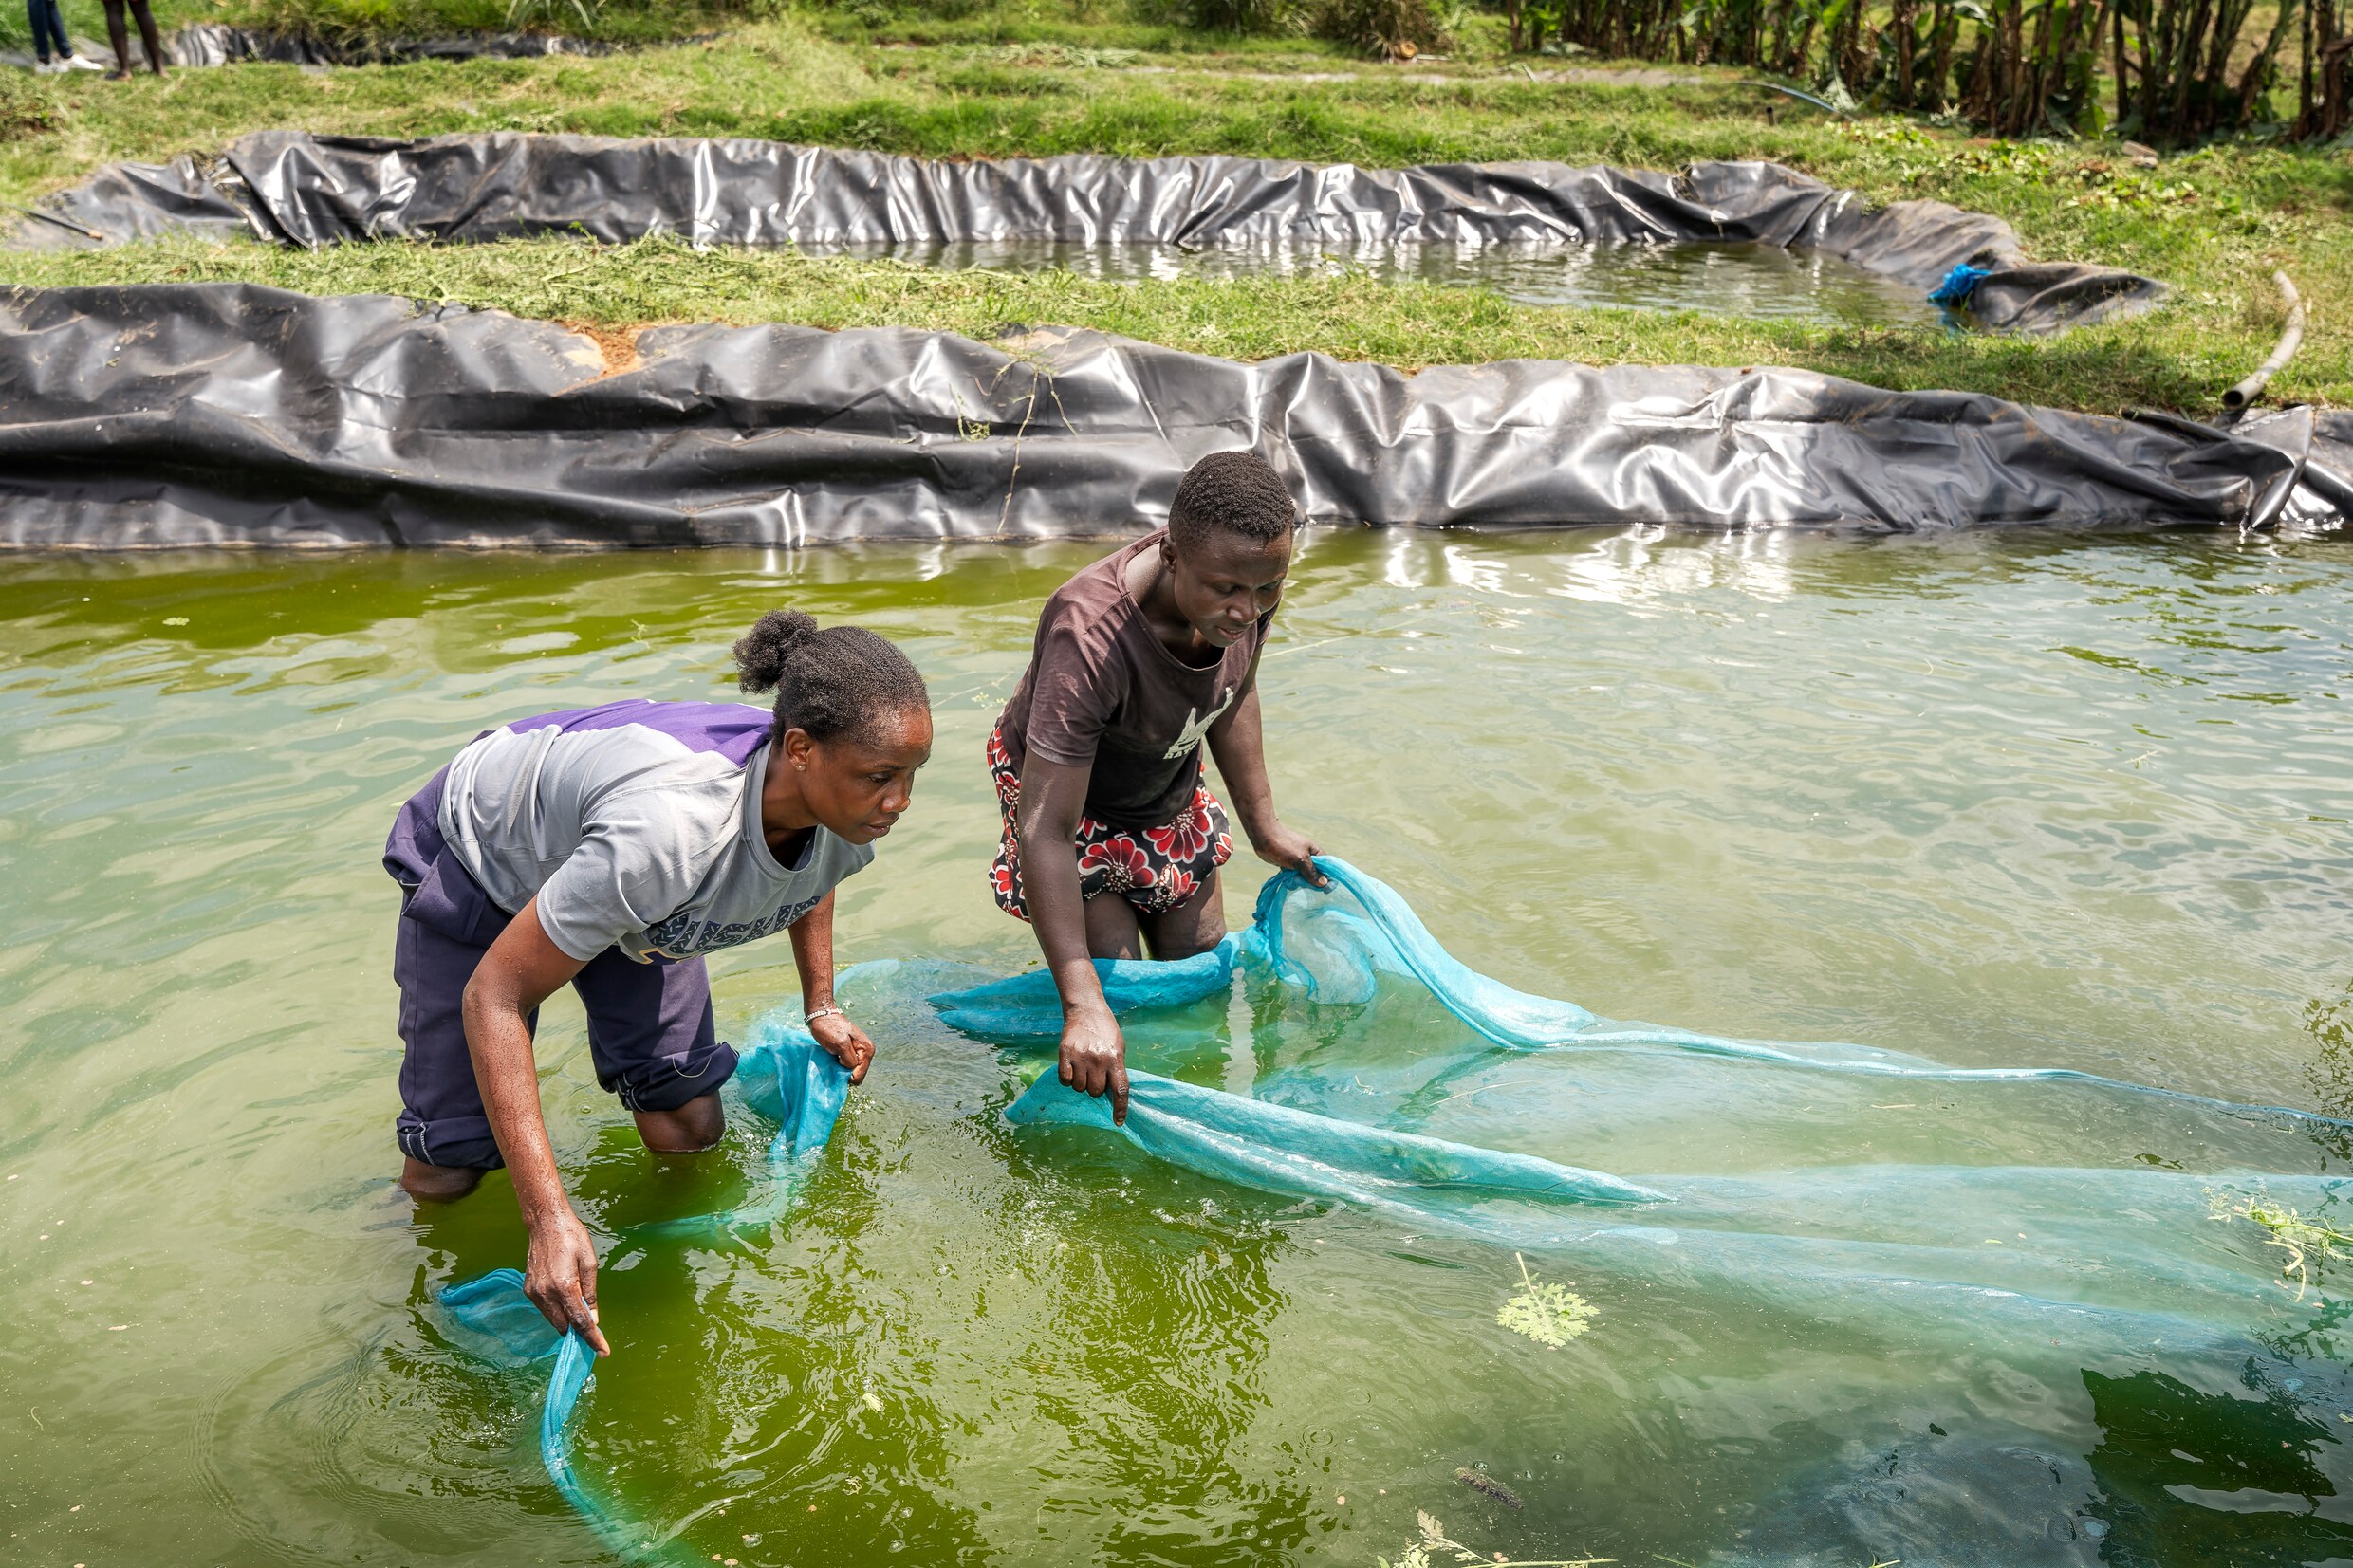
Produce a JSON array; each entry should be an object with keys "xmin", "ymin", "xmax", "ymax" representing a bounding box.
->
[
  {"xmin": 0, "ymin": 69, "xmax": 63, "ymax": 138},
  {"xmin": 1, "ymin": 6, "xmax": 2348, "ymax": 412},
  {"xmin": 1540, "ymin": 1, "xmax": 2351, "ymax": 145},
  {"xmin": 1496, "ymin": 1252, "xmax": 1597, "ymax": 1347},
  {"xmin": 2214, "ymin": 1189, "xmax": 2353, "ymax": 1299},
  {"xmin": 5, "ymin": 230, "xmax": 2315, "ymax": 411}
]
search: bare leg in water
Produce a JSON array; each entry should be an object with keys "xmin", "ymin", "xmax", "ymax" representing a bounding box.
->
[
  {"xmin": 102, "ymin": 0, "xmax": 165, "ymax": 76},
  {"xmin": 1081, "ymin": 869, "xmax": 1229, "ymax": 963},
  {"xmin": 397, "ymin": 1091, "xmax": 727, "ymax": 1201}
]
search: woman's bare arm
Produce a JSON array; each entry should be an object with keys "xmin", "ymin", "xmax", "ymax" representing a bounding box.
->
[
  {"xmin": 461, "ymin": 898, "xmax": 608, "ymax": 1353},
  {"xmin": 1015, "ymin": 756, "xmax": 1131, "ymax": 1123},
  {"xmin": 1206, "ymin": 683, "xmax": 1325, "ymax": 884},
  {"xmin": 788, "ymin": 890, "xmax": 875, "ymax": 1083}
]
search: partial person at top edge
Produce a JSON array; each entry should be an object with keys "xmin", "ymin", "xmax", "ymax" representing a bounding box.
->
[
  {"xmin": 987, "ymin": 449, "xmax": 1330, "ymax": 1126},
  {"xmin": 24, "ymin": 0, "xmax": 169, "ymax": 77},
  {"xmin": 382, "ymin": 611, "xmax": 933, "ymax": 1354}
]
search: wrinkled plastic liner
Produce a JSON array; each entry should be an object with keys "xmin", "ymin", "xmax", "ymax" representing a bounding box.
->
[
  {"xmin": 4, "ymin": 283, "xmax": 2334, "ymax": 552},
  {"xmin": 7, "ymin": 132, "xmax": 2163, "ymax": 334},
  {"xmin": 162, "ymin": 24, "xmax": 631, "ymax": 67},
  {"xmin": 1, "ymin": 283, "xmax": 2342, "ymax": 548}
]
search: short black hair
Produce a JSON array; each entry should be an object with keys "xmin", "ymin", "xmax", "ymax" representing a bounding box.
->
[
  {"xmin": 1167, "ymin": 451, "xmax": 1298, "ymax": 553},
  {"xmin": 732, "ymin": 610, "xmax": 929, "ymax": 746}
]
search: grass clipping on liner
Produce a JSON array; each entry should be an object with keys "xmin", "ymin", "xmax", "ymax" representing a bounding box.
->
[{"xmin": 1497, "ymin": 1252, "xmax": 1597, "ymax": 1349}]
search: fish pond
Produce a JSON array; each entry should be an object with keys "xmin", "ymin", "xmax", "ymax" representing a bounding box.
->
[
  {"xmin": 2, "ymin": 527, "xmax": 2350, "ymax": 1567},
  {"xmin": 801, "ymin": 238, "xmax": 1948, "ymax": 326}
]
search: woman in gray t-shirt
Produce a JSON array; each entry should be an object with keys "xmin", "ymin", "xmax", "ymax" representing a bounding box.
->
[{"xmin": 382, "ymin": 611, "xmax": 932, "ymax": 1351}]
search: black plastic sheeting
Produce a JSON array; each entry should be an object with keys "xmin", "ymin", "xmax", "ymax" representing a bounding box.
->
[
  {"xmin": 163, "ymin": 25, "xmax": 625, "ymax": 67},
  {"xmin": 6, "ymin": 132, "xmax": 2162, "ymax": 334},
  {"xmin": 2, "ymin": 283, "xmax": 2341, "ymax": 549}
]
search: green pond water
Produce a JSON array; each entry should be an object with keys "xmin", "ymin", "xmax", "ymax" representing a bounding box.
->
[{"xmin": 4, "ymin": 528, "xmax": 2352, "ymax": 1568}]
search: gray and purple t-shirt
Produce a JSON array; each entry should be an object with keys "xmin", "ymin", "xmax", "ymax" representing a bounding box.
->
[{"xmin": 436, "ymin": 699, "xmax": 873, "ymax": 964}]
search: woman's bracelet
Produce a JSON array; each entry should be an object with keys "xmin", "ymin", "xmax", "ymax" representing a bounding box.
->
[{"xmin": 806, "ymin": 1005, "xmax": 847, "ymax": 1025}]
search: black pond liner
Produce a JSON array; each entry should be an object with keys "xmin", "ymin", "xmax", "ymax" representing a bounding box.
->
[
  {"xmin": 2, "ymin": 137, "xmax": 2344, "ymax": 547},
  {"xmin": 161, "ymin": 24, "xmax": 632, "ymax": 68},
  {"xmin": 3, "ymin": 283, "xmax": 2346, "ymax": 549},
  {"xmin": 10, "ymin": 132, "xmax": 2166, "ymax": 335}
]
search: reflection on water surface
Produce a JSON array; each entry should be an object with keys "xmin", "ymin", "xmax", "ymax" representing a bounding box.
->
[{"xmin": 797, "ymin": 237, "xmax": 1947, "ymax": 326}]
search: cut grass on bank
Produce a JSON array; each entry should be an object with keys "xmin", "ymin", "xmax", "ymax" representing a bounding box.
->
[{"xmin": 1, "ymin": 11, "xmax": 2348, "ymax": 412}]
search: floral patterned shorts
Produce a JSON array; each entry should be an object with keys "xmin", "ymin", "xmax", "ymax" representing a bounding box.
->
[{"xmin": 987, "ymin": 723, "xmax": 1234, "ymax": 922}]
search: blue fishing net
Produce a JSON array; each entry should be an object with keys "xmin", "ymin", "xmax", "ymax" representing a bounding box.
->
[
  {"xmin": 436, "ymin": 1010, "xmax": 854, "ymax": 1565},
  {"xmin": 440, "ymin": 858, "xmax": 2353, "ymax": 1559}
]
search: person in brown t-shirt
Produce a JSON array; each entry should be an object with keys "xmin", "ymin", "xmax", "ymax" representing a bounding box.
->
[{"xmin": 987, "ymin": 452, "xmax": 1329, "ymax": 1124}]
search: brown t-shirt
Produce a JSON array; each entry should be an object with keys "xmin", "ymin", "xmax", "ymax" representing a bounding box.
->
[{"xmin": 998, "ymin": 530, "xmax": 1274, "ymax": 831}]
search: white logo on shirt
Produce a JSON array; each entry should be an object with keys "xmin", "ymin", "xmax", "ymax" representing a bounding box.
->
[{"xmin": 1164, "ymin": 688, "xmax": 1236, "ymax": 759}]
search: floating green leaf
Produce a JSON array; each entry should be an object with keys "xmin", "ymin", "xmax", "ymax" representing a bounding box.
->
[{"xmin": 1497, "ymin": 1252, "xmax": 1596, "ymax": 1348}]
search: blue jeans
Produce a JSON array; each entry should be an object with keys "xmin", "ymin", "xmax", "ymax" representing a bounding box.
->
[{"xmin": 27, "ymin": 0, "xmax": 70, "ymax": 60}]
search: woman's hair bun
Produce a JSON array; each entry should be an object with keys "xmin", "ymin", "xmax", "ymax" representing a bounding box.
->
[
  {"xmin": 733, "ymin": 609, "xmax": 818, "ymax": 696},
  {"xmin": 732, "ymin": 606, "xmax": 929, "ymax": 745}
]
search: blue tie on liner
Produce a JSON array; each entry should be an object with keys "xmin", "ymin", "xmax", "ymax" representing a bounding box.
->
[
  {"xmin": 1930, "ymin": 261, "xmax": 1993, "ymax": 306},
  {"xmin": 437, "ymin": 857, "xmax": 2353, "ymax": 1561}
]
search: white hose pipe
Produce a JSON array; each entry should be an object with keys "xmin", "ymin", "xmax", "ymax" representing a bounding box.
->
[{"xmin": 2223, "ymin": 270, "xmax": 2305, "ymax": 411}]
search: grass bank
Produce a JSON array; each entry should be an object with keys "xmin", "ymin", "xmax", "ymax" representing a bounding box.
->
[
  {"xmin": 0, "ymin": 233, "xmax": 2284, "ymax": 412},
  {"xmin": 2, "ymin": 11, "xmax": 2349, "ymax": 412},
  {"xmin": 0, "ymin": 0, "xmax": 746, "ymax": 46}
]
